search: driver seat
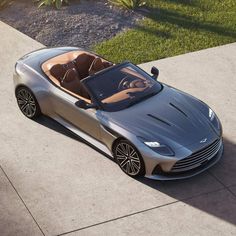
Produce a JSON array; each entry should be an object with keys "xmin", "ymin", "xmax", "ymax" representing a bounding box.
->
[
  {"xmin": 89, "ymin": 58, "xmax": 106, "ymax": 75},
  {"xmin": 61, "ymin": 68, "xmax": 90, "ymax": 99}
]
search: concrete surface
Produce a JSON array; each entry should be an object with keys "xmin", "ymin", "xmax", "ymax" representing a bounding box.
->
[
  {"xmin": 0, "ymin": 21, "xmax": 236, "ymax": 236},
  {"xmin": 75, "ymin": 189, "xmax": 236, "ymax": 236},
  {"xmin": 0, "ymin": 168, "xmax": 43, "ymax": 236}
]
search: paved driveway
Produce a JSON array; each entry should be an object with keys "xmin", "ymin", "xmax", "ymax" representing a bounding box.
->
[{"xmin": 0, "ymin": 21, "xmax": 236, "ymax": 236}]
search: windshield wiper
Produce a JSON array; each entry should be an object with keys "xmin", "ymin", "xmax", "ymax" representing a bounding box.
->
[{"xmin": 127, "ymin": 91, "xmax": 158, "ymax": 108}]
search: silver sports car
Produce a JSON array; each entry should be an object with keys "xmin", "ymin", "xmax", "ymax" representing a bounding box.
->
[{"xmin": 13, "ymin": 47, "xmax": 223, "ymax": 180}]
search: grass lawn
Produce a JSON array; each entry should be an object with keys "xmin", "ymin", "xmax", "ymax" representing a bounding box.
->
[{"xmin": 94, "ymin": 0, "xmax": 236, "ymax": 64}]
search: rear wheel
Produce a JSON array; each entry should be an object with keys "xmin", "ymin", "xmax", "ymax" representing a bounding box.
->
[
  {"xmin": 15, "ymin": 86, "xmax": 41, "ymax": 119},
  {"xmin": 114, "ymin": 140, "xmax": 145, "ymax": 177}
]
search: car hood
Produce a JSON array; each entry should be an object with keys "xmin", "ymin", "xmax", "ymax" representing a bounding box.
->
[{"xmin": 102, "ymin": 85, "xmax": 218, "ymax": 150}]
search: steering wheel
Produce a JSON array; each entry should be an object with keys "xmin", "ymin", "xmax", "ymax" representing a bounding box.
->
[
  {"xmin": 118, "ymin": 76, "xmax": 133, "ymax": 91},
  {"xmin": 118, "ymin": 76, "xmax": 143, "ymax": 91},
  {"xmin": 118, "ymin": 76, "xmax": 148, "ymax": 91}
]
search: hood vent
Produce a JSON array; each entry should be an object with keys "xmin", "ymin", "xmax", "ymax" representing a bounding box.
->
[
  {"xmin": 169, "ymin": 102, "xmax": 188, "ymax": 117},
  {"xmin": 147, "ymin": 114, "xmax": 171, "ymax": 126}
]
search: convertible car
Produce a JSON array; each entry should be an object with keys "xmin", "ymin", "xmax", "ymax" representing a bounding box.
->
[{"xmin": 13, "ymin": 47, "xmax": 223, "ymax": 180}]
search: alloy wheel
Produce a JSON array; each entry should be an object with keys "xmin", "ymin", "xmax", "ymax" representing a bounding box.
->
[
  {"xmin": 16, "ymin": 88, "xmax": 37, "ymax": 118},
  {"xmin": 115, "ymin": 141, "xmax": 142, "ymax": 176}
]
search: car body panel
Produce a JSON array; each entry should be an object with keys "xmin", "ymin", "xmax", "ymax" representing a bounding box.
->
[
  {"xmin": 14, "ymin": 47, "xmax": 223, "ymax": 180},
  {"xmin": 101, "ymin": 85, "xmax": 219, "ymax": 150}
]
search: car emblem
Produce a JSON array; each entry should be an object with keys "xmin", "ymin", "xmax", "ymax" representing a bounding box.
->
[{"xmin": 200, "ymin": 138, "xmax": 207, "ymax": 143}]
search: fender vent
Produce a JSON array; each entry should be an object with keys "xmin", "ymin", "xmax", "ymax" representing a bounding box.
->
[{"xmin": 101, "ymin": 125, "xmax": 119, "ymax": 137}]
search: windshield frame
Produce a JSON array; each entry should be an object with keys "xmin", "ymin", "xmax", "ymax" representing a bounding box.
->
[{"xmin": 81, "ymin": 61, "xmax": 163, "ymax": 111}]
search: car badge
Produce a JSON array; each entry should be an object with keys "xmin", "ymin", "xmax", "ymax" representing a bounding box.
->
[{"xmin": 200, "ymin": 138, "xmax": 207, "ymax": 143}]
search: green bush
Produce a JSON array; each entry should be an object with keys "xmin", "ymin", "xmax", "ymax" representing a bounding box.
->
[
  {"xmin": 110, "ymin": 0, "xmax": 146, "ymax": 9},
  {"xmin": 36, "ymin": 0, "xmax": 69, "ymax": 9}
]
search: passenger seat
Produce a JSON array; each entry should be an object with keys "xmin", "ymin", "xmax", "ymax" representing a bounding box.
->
[
  {"xmin": 61, "ymin": 68, "xmax": 90, "ymax": 99},
  {"xmin": 50, "ymin": 64, "xmax": 67, "ymax": 82}
]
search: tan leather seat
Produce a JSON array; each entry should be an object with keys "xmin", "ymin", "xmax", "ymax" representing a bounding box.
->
[
  {"xmin": 89, "ymin": 58, "xmax": 106, "ymax": 75},
  {"xmin": 50, "ymin": 64, "xmax": 67, "ymax": 82},
  {"xmin": 61, "ymin": 68, "xmax": 90, "ymax": 99},
  {"xmin": 74, "ymin": 53, "xmax": 95, "ymax": 79}
]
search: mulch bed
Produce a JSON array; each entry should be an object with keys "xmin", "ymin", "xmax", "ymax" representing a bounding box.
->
[{"xmin": 0, "ymin": 0, "xmax": 143, "ymax": 49}]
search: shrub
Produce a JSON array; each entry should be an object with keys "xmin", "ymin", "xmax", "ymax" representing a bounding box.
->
[
  {"xmin": 110, "ymin": 0, "xmax": 146, "ymax": 9},
  {"xmin": 36, "ymin": 0, "xmax": 69, "ymax": 9}
]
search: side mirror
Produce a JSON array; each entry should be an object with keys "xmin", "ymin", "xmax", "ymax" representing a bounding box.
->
[
  {"xmin": 75, "ymin": 100, "xmax": 98, "ymax": 110},
  {"xmin": 151, "ymin": 66, "xmax": 159, "ymax": 79}
]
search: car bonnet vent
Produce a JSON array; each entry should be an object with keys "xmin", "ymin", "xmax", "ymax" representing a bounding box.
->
[
  {"xmin": 169, "ymin": 102, "xmax": 188, "ymax": 117},
  {"xmin": 147, "ymin": 114, "xmax": 171, "ymax": 126}
]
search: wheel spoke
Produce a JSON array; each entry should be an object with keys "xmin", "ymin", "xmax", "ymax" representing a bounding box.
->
[
  {"xmin": 116, "ymin": 154, "xmax": 126, "ymax": 159},
  {"xmin": 117, "ymin": 156, "xmax": 126, "ymax": 163},
  {"xmin": 21, "ymin": 103, "xmax": 28, "ymax": 112},
  {"xmin": 18, "ymin": 99, "xmax": 27, "ymax": 106},
  {"xmin": 120, "ymin": 158, "xmax": 129, "ymax": 168},
  {"xmin": 26, "ymin": 105, "xmax": 31, "ymax": 116},
  {"xmin": 125, "ymin": 143, "xmax": 130, "ymax": 155},
  {"xmin": 28, "ymin": 105, "xmax": 34, "ymax": 116},
  {"xmin": 120, "ymin": 143, "xmax": 128, "ymax": 155},
  {"xmin": 29, "ymin": 102, "xmax": 36, "ymax": 110},
  {"xmin": 130, "ymin": 153, "xmax": 139, "ymax": 160},
  {"xmin": 24, "ymin": 104, "xmax": 29, "ymax": 115},
  {"xmin": 130, "ymin": 161, "xmax": 136, "ymax": 173},
  {"xmin": 131, "ymin": 159, "xmax": 140, "ymax": 170},
  {"xmin": 130, "ymin": 148, "xmax": 136, "ymax": 157},
  {"xmin": 126, "ymin": 161, "xmax": 130, "ymax": 173},
  {"xmin": 17, "ymin": 93, "xmax": 27, "ymax": 101},
  {"xmin": 116, "ymin": 146, "xmax": 127, "ymax": 156}
]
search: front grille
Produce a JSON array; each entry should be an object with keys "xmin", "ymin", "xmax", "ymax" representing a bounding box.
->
[{"xmin": 171, "ymin": 139, "xmax": 221, "ymax": 172}]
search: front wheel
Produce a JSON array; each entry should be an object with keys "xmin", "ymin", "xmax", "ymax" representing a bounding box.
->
[
  {"xmin": 114, "ymin": 140, "xmax": 145, "ymax": 177},
  {"xmin": 15, "ymin": 86, "xmax": 41, "ymax": 119}
]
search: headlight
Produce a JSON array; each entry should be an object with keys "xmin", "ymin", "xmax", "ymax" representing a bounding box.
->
[
  {"xmin": 208, "ymin": 108, "xmax": 222, "ymax": 134},
  {"xmin": 144, "ymin": 141, "xmax": 174, "ymax": 156},
  {"xmin": 209, "ymin": 108, "xmax": 215, "ymax": 121},
  {"xmin": 144, "ymin": 142, "xmax": 161, "ymax": 147}
]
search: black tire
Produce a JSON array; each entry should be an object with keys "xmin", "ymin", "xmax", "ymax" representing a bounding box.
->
[
  {"xmin": 15, "ymin": 86, "xmax": 41, "ymax": 119},
  {"xmin": 114, "ymin": 140, "xmax": 145, "ymax": 177}
]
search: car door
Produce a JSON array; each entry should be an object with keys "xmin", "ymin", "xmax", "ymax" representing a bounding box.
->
[{"xmin": 50, "ymin": 87, "xmax": 102, "ymax": 141}]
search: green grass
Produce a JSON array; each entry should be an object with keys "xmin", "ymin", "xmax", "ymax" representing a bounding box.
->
[{"xmin": 94, "ymin": 0, "xmax": 236, "ymax": 64}]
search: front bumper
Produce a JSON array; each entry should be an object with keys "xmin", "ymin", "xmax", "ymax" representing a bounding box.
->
[{"xmin": 144, "ymin": 141, "xmax": 224, "ymax": 180}]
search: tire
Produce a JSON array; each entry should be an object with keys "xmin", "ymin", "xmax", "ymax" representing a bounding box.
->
[
  {"xmin": 15, "ymin": 86, "xmax": 41, "ymax": 119},
  {"xmin": 114, "ymin": 140, "xmax": 145, "ymax": 177}
]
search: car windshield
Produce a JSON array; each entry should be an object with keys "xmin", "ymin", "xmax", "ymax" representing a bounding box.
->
[{"xmin": 83, "ymin": 62, "xmax": 162, "ymax": 112}]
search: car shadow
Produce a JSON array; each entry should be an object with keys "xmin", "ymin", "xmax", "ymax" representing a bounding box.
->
[
  {"xmin": 35, "ymin": 115, "xmax": 114, "ymax": 161},
  {"xmin": 136, "ymin": 136, "xmax": 236, "ymax": 226},
  {"xmin": 35, "ymin": 115, "xmax": 236, "ymax": 226}
]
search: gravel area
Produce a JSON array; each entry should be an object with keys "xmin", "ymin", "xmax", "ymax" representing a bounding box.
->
[{"xmin": 0, "ymin": 0, "xmax": 143, "ymax": 49}]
